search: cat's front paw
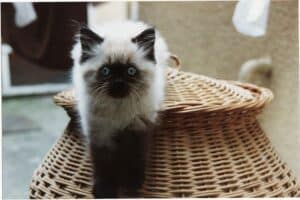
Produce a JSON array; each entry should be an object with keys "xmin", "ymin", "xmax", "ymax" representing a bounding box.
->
[
  {"xmin": 92, "ymin": 182, "xmax": 118, "ymax": 199},
  {"xmin": 121, "ymin": 167, "xmax": 145, "ymax": 197}
]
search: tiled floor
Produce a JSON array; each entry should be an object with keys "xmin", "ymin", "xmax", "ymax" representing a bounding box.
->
[{"xmin": 2, "ymin": 95, "xmax": 69, "ymax": 199}]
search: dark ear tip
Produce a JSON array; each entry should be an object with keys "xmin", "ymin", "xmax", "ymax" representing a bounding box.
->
[
  {"xmin": 69, "ymin": 20, "xmax": 88, "ymax": 33},
  {"xmin": 147, "ymin": 27, "xmax": 155, "ymax": 32},
  {"xmin": 132, "ymin": 26, "xmax": 156, "ymax": 63},
  {"xmin": 144, "ymin": 27, "xmax": 156, "ymax": 35},
  {"xmin": 79, "ymin": 26, "xmax": 103, "ymax": 42},
  {"xmin": 79, "ymin": 25, "xmax": 90, "ymax": 35},
  {"xmin": 132, "ymin": 27, "xmax": 156, "ymax": 43}
]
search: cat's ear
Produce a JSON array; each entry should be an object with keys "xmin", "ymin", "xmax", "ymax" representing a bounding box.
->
[
  {"xmin": 132, "ymin": 28, "xmax": 156, "ymax": 62},
  {"xmin": 79, "ymin": 26, "xmax": 103, "ymax": 63}
]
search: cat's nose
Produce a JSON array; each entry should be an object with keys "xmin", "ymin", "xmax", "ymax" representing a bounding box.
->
[
  {"xmin": 112, "ymin": 79, "xmax": 126, "ymax": 88},
  {"xmin": 113, "ymin": 79, "xmax": 124, "ymax": 84},
  {"xmin": 109, "ymin": 79, "xmax": 129, "ymax": 98}
]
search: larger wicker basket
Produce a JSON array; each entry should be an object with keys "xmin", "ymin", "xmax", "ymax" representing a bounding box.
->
[{"xmin": 29, "ymin": 68, "xmax": 300, "ymax": 198}]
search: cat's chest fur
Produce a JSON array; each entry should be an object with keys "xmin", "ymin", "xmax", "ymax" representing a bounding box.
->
[
  {"xmin": 89, "ymin": 97, "xmax": 140, "ymax": 128},
  {"xmin": 83, "ymin": 91, "xmax": 156, "ymax": 146}
]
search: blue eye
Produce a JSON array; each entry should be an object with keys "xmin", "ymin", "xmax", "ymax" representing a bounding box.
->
[
  {"xmin": 127, "ymin": 67, "xmax": 137, "ymax": 76},
  {"xmin": 101, "ymin": 66, "xmax": 110, "ymax": 76}
]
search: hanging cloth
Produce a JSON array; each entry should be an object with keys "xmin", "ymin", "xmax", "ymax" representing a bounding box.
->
[{"xmin": 1, "ymin": 3, "xmax": 87, "ymax": 70}]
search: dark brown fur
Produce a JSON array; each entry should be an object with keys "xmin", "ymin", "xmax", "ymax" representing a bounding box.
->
[{"xmin": 90, "ymin": 124, "xmax": 152, "ymax": 198}]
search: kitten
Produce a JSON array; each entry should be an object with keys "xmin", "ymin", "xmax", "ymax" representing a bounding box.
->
[{"xmin": 71, "ymin": 20, "xmax": 170, "ymax": 198}]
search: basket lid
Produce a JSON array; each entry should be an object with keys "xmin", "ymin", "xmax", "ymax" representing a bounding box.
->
[{"xmin": 54, "ymin": 68, "xmax": 273, "ymax": 115}]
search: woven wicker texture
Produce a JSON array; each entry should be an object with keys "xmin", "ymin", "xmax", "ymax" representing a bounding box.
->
[{"xmin": 29, "ymin": 69, "xmax": 300, "ymax": 198}]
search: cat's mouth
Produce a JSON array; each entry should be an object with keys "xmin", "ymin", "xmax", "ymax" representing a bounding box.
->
[{"xmin": 107, "ymin": 81, "xmax": 131, "ymax": 99}]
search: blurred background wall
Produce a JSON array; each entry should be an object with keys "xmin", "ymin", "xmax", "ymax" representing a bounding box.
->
[{"xmin": 139, "ymin": 0, "xmax": 299, "ymax": 179}]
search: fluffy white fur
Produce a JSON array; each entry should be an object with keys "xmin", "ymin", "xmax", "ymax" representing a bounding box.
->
[{"xmin": 71, "ymin": 20, "xmax": 170, "ymax": 147}]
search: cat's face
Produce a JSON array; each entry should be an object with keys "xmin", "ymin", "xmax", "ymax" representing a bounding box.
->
[
  {"xmin": 89, "ymin": 61, "xmax": 147, "ymax": 99},
  {"xmin": 77, "ymin": 25, "xmax": 156, "ymax": 100}
]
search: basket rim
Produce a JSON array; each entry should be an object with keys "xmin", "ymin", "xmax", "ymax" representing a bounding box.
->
[{"xmin": 53, "ymin": 78, "xmax": 273, "ymax": 115}]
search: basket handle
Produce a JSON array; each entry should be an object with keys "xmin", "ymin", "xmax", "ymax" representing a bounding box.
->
[{"xmin": 169, "ymin": 54, "xmax": 181, "ymax": 70}]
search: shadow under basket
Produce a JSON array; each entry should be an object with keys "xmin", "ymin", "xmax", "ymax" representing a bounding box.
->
[{"xmin": 29, "ymin": 68, "xmax": 300, "ymax": 198}]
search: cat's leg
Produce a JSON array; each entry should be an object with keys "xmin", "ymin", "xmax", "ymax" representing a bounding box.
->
[
  {"xmin": 114, "ymin": 127, "xmax": 150, "ymax": 196},
  {"xmin": 90, "ymin": 142, "xmax": 119, "ymax": 198}
]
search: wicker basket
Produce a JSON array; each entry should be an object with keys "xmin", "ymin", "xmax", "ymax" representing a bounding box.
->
[{"xmin": 29, "ymin": 68, "xmax": 300, "ymax": 198}]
